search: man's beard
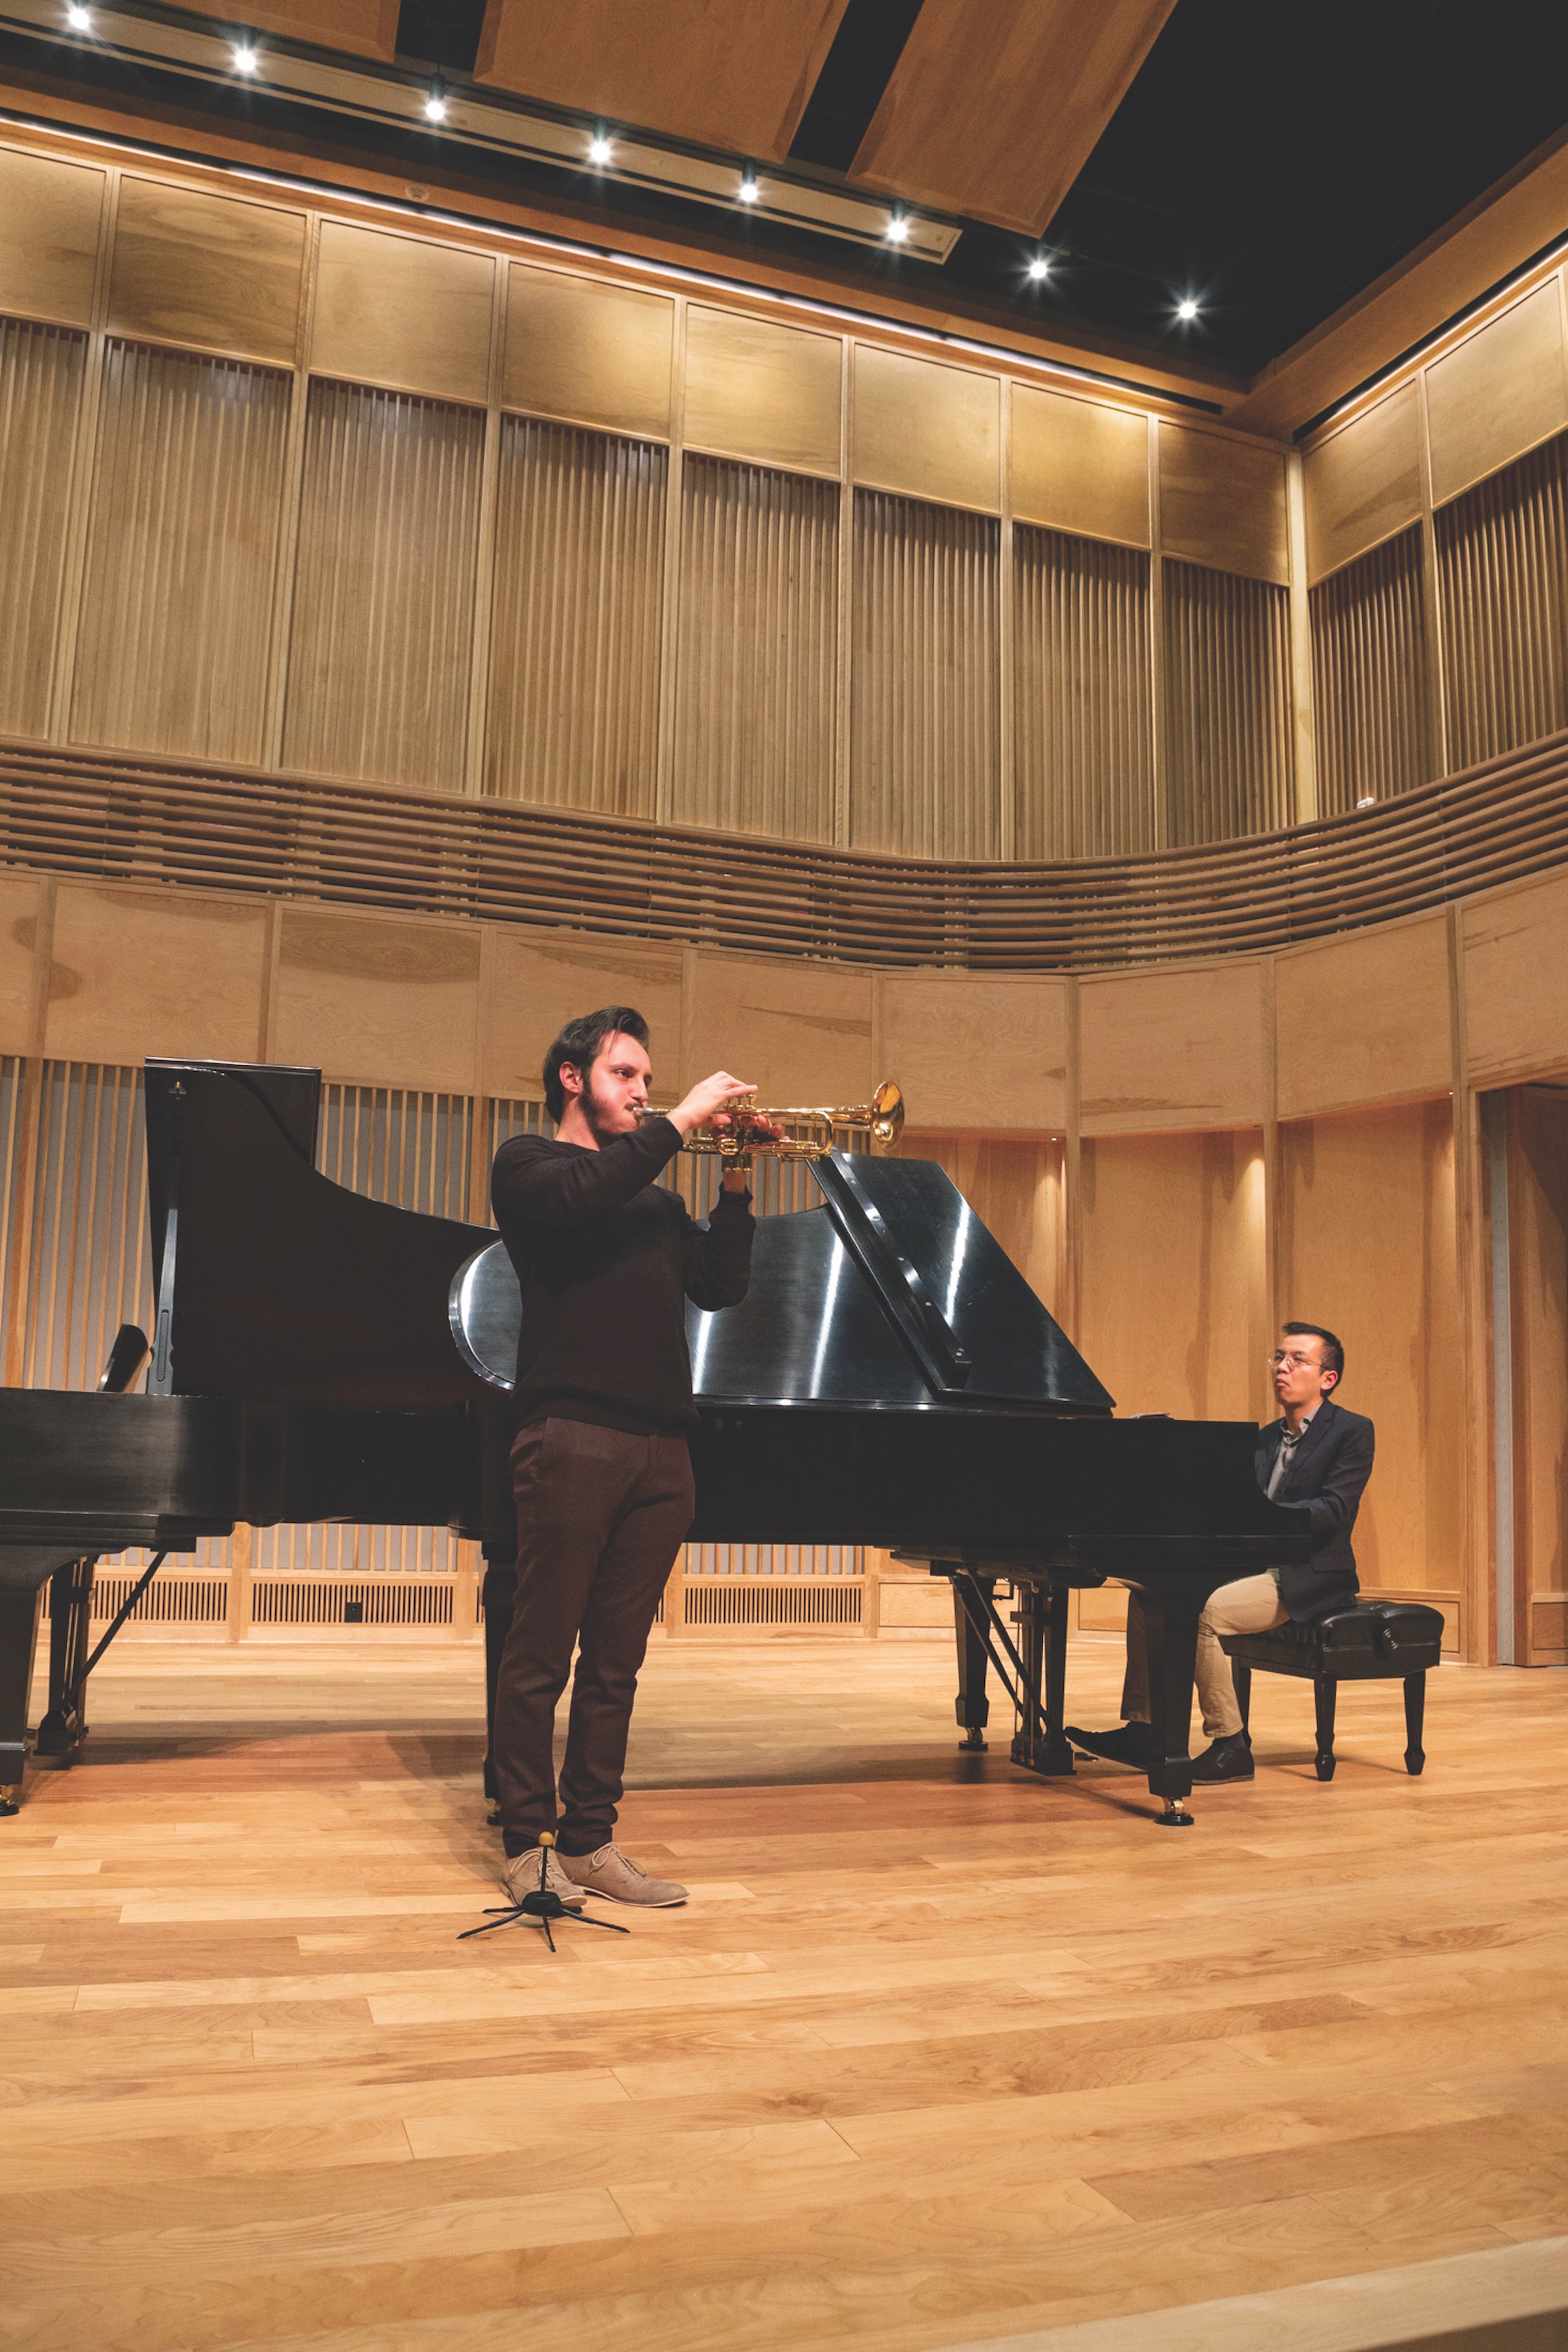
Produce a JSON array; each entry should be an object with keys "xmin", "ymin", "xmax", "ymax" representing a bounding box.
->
[{"xmin": 579, "ymin": 1071, "xmax": 631, "ymax": 1145}]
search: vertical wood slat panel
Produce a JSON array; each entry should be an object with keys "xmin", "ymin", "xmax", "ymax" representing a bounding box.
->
[
  {"xmin": 1436, "ymin": 430, "xmax": 1568, "ymax": 774},
  {"xmin": 672, "ymin": 453, "xmax": 838, "ymax": 842},
  {"xmin": 284, "ymin": 379, "xmax": 484, "ymax": 791},
  {"xmin": 485, "ymin": 416, "xmax": 665, "ymax": 817},
  {"xmin": 850, "ymin": 488, "xmax": 1000, "ymax": 858},
  {"xmin": 18, "ymin": 1062, "xmax": 151, "ymax": 1392},
  {"xmin": 0, "ymin": 319, "xmax": 86, "ymax": 739},
  {"xmin": 71, "ymin": 342, "xmax": 292, "ymax": 763},
  {"xmin": 1162, "ymin": 558, "xmax": 1294, "ymax": 846},
  {"xmin": 1309, "ymin": 524, "xmax": 1433, "ymax": 814},
  {"xmin": 1013, "ymin": 525, "xmax": 1153, "ymax": 858}
]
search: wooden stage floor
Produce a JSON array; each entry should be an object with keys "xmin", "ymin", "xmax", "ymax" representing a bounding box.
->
[{"xmin": 9, "ymin": 1634, "xmax": 1568, "ymax": 2352}]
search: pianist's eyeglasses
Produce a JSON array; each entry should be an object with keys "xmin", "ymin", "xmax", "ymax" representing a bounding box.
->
[{"xmin": 1267, "ymin": 1350, "xmax": 1322, "ymax": 1370}]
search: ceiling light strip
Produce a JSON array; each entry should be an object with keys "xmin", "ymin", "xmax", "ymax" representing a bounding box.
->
[{"xmin": 0, "ymin": 0, "xmax": 958, "ymax": 260}]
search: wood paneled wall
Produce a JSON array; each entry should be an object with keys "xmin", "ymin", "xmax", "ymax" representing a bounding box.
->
[
  {"xmin": 1013, "ymin": 528, "xmax": 1154, "ymax": 858},
  {"xmin": 485, "ymin": 416, "xmax": 666, "ymax": 817},
  {"xmin": 1278, "ymin": 1099, "xmax": 1465, "ymax": 1608},
  {"xmin": 1162, "ymin": 561, "xmax": 1294, "ymax": 846},
  {"xmin": 1301, "ymin": 257, "xmax": 1568, "ymax": 801},
  {"xmin": 675, "ymin": 456, "xmax": 839, "ymax": 841},
  {"xmin": 1505, "ymin": 1087, "xmax": 1568, "ymax": 1666},
  {"xmin": 0, "ymin": 129, "xmax": 1315, "ymax": 862},
  {"xmin": 1436, "ymin": 433, "xmax": 1568, "ymax": 774},
  {"xmin": 73, "ymin": 343, "xmax": 291, "ymax": 763},
  {"xmin": 850, "ymin": 491, "xmax": 1000, "ymax": 858},
  {"xmin": 1310, "ymin": 525, "xmax": 1431, "ymax": 816}
]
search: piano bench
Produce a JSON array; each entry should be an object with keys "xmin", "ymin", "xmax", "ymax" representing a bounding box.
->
[{"xmin": 1220, "ymin": 1601, "xmax": 1445, "ymax": 1782}]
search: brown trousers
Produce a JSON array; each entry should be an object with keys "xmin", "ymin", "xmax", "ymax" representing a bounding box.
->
[{"xmin": 492, "ymin": 1417, "xmax": 694, "ymax": 1858}]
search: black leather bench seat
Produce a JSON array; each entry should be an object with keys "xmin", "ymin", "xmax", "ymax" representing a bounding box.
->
[{"xmin": 1221, "ymin": 1598, "xmax": 1445, "ymax": 1780}]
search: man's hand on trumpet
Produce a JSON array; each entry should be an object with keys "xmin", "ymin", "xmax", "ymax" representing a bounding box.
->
[{"xmin": 666, "ymin": 1072, "xmax": 784, "ymax": 1188}]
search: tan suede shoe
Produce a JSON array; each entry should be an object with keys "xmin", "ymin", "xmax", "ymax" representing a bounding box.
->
[
  {"xmin": 501, "ymin": 1844, "xmax": 587, "ymax": 1909},
  {"xmin": 558, "ymin": 1842, "xmax": 688, "ymax": 1907}
]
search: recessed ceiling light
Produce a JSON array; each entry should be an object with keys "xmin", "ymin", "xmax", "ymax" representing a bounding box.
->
[
  {"xmin": 587, "ymin": 135, "xmax": 613, "ymax": 166},
  {"xmin": 1026, "ymin": 257, "xmax": 1051, "ymax": 282},
  {"xmin": 1175, "ymin": 297, "xmax": 1200, "ymax": 322},
  {"xmin": 64, "ymin": 4, "xmax": 93, "ymax": 27},
  {"xmin": 423, "ymin": 88, "xmax": 448, "ymax": 123},
  {"xmin": 738, "ymin": 175, "xmax": 760, "ymax": 205},
  {"xmin": 232, "ymin": 42, "xmax": 259, "ymax": 73},
  {"xmin": 884, "ymin": 215, "xmax": 910, "ymax": 244}
]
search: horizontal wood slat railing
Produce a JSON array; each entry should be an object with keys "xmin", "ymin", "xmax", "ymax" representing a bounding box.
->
[{"xmin": 3, "ymin": 731, "xmax": 1567, "ymax": 970}]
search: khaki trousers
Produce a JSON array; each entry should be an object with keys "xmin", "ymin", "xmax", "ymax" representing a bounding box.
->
[{"xmin": 1120, "ymin": 1574, "xmax": 1289, "ymax": 1741}]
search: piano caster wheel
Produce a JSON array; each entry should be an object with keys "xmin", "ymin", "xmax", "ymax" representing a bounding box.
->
[
  {"xmin": 0, "ymin": 1787, "xmax": 19, "ymax": 1818},
  {"xmin": 1157, "ymin": 1798, "xmax": 1195, "ymax": 1828},
  {"xmin": 959, "ymin": 1730, "xmax": 987, "ymax": 1751}
]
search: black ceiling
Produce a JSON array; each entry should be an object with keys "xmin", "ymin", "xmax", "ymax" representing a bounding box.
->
[{"xmin": 6, "ymin": 0, "xmax": 1566, "ymax": 384}]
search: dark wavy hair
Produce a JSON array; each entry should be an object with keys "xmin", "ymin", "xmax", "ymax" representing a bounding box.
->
[
  {"xmin": 1283, "ymin": 1320, "xmax": 1344, "ymax": 1386},
  {"xmin": 542, "ymin": 1007, "xmax": 649, "ymax": 1123}
]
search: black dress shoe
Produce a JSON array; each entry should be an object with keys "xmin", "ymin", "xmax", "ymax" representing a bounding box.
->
[
  {"xmin": 1066, "ymin": 1722, "xmax": 1151, "ymax": 1768},
  {"xmin": 1187, "ymin": 1735, "xmax": 1255, "ymax": 1783}
]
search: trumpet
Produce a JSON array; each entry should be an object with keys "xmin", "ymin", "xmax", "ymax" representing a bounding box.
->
[{"xmin": 651, "ymin": 1078, "xmax": 903, "ymax": 1164}]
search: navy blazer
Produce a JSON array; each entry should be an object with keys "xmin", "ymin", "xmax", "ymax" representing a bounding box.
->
[{"xmin": 1256, "ymin": 1396, "xmax": 1376, "ymax": 1622}]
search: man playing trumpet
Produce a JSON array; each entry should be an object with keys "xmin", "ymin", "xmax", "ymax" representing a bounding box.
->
[{"xmin": 488, "ymin": 1007, "xmax": 770, "ymax": 1913}]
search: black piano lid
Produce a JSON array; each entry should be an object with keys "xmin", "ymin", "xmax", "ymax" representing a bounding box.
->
[
  {"xmin": 687, "ymin": 1152, "xmax": 1114, "ymax": 1415},
  {"xmin": 144, "ymin": 1059, "xmax": 495, "ymax": 1412}
]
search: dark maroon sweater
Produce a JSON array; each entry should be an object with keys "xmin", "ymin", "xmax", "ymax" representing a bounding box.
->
[{"xmin": 490, "ymin": 1115, "xmax": 753, "ymax": 1435}]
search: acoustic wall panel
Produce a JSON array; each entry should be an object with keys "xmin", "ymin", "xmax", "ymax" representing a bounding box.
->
[
  {"xmin": 284, "ymin": 381, "xmax": 485, "ymax": 791},
  {"xmin": 673, "ymin": 455, "xmax": 838, "ymax": 842},
  {"xmin": 311, "ymin": 223, "xmax": 495, "ymax": 404},
  {"xmin": 850, "ymin": 489, "xmax": 1000, "ymax": 858},
  {"xmin": 108, "ymin": 180, "xmax": 306, "ymax": 365},
  {"xmin": 485, "ymin": 416, "xmax": 665, "ymax": 817},
  {"xmin": 1303, "ymin": 384, "xmax": 1423, "ymax": 584},
  {"xmin": 1309, "ymin": 525, "xmax": 1432, "ymax": 814},
  {"xmin": 1162, "ymin": 558, "xmax": 1294, "ymax": 845},
  {"xmin": 1010, "ymin": 385, "xmax": 1149, "ymax": 548},
  {"xmin": 0, "ymin": 319, "xmax": 83, "ymax": 738},
  {"xmin": 682, "ymin": 307, "xmax": 842, "ymax": 477},
  {"xmin": 1437, "ymin": 431, "xmax": 1568, "ymax": 772},
  {"xmin": 1013, "ymin": 525, "xmax": 1154, "ymax": 857},
  {"xmin": 1426, "ymin": 282, "xmax": 1568, "ymax": 510},
  {"xmin": 502, "ymin": 265, "xmax": 674, "ymax": 441},
  {"xmin": 0, "ymin": 148, "xmax": 104, "ymax": 328},
  {"xmin": 852, "ymin": 346, "xmax": 1000, "ymax": 513},
  {"xmin": 1159, "ymin": 426, "xmax": 1290, "ymax": 585},
  {"xmin": 72, "ymin": 343, "xmax": 291, "ymax": 762}
]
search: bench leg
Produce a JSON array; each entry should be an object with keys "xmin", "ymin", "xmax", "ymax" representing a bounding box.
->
[
  {"xmin": 1403, "ymin": 1673, "xmax": 1426, "ymax": 1776},
  {"xmin": 1314, "ymin": 1677, "xmax": 1337, "ymax": 1782}
]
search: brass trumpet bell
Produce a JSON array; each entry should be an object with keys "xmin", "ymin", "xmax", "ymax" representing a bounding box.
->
[{"xmin": 670, "ymin": 1077, "xmax": 902, "ymax": 1162}]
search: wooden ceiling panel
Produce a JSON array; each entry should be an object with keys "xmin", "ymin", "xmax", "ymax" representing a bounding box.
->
[
  {"xmin": 173, "ymin": 1, "xmax": 400, "ymax": 63},
  {"xmin": 850, "ymin": 0, "xmax": 1177, "ymax": 237},
  {"xmin": 475, "ymin": 1, "xmax": 852, "ymax": 163}
]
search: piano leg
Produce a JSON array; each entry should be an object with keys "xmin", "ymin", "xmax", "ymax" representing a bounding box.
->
[
  {"xmin": 480, "ymin": 1557, "xmax": 517, "ymax": 1807},
  {"xmin": 951, "ymin": 1573, "xmax": 992, "ymax": 1749},
  {"xmin": 36, "ymin": 1557, "xmax": 97, "ymax": 1763},
  {"xmin": 1138, "ymin": 1580, "xmax": 1205, "ymax": 1826},
  {"xmin": 0, "ymin": 1583, "xmax": 45, "ymax": 1815},
  {"xmin": 1008, "ymin": 1579, "xmax": 1076, "ymax": 1778}
]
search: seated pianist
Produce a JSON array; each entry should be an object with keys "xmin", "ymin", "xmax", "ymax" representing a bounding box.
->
[{"xmin": 1067, "ymin": 1321, "xmax": 1376, "ymax": 1784}]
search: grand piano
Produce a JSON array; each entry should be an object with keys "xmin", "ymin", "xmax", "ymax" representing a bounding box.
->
[{"xmin": 0, "ymin": 1057, "xmax": 1311, "ymax": 1823}]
